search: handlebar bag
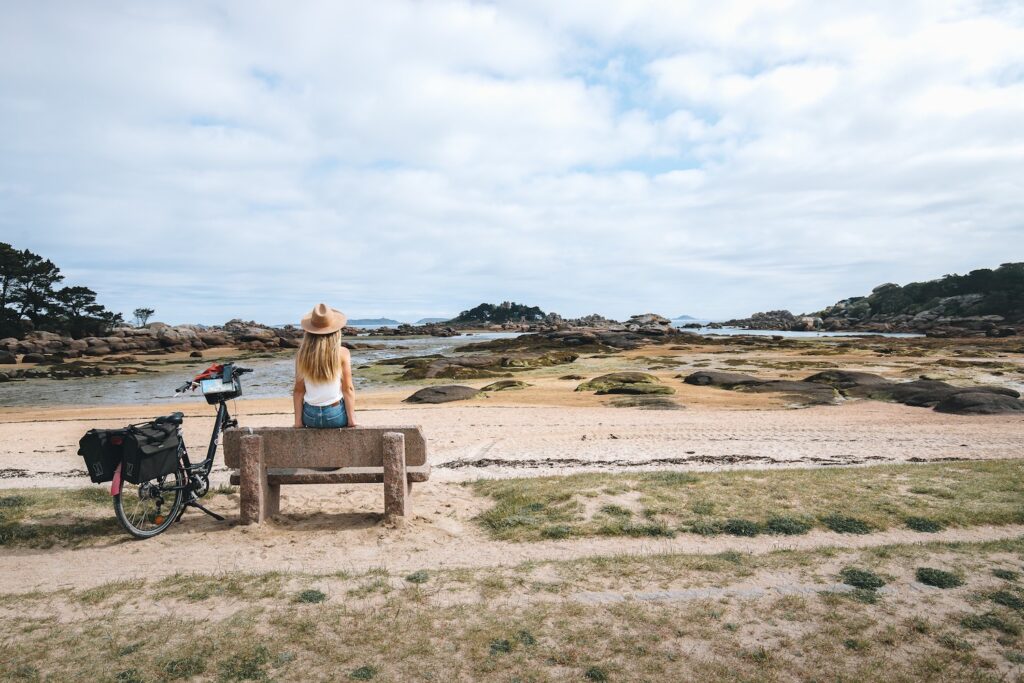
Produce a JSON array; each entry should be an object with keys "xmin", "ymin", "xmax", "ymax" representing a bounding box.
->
[
  {"xmin": 122, "ymin": 422, "xmax": 181, "ymax": 485},
  {"xmin": 77, "ymin": 428, "xmax": 129, "ymax": 484}
]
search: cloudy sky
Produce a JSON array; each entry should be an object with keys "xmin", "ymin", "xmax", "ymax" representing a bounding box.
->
[{"xmin": 2, "ymin": 1, "xmax": 1022, "ymax": 324}]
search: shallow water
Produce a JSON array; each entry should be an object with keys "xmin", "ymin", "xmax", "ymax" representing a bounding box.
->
[{"xmin": 0, "ymin": 332, "xmax": 519, "ymax": 408}]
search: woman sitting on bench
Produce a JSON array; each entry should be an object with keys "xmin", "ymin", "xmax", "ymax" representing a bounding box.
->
[{"xmin": 293, "ymin": 303, "xmax": 357, "ymax": 429}]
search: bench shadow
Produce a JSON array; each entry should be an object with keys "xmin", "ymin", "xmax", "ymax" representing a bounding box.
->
[{"xmin": 174, "ymin": 510, "xmax": 386, "ymax": 534}]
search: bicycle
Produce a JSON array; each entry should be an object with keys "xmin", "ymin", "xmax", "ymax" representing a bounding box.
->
[{"xmin": 110, "ymin": 362, "xmax": 253, "ymax": 539}]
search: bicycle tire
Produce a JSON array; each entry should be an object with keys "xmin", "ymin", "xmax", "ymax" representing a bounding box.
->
[{"xmin": 113, "ymin": 467, "xmax": 186, "ymax": 539}]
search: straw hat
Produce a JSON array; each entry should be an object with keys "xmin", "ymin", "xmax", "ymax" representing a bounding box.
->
[{"xmin": 300, "ymin": 303, "xmax": 347, "ymax": 334}]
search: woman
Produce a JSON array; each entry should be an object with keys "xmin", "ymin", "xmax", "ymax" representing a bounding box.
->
[{"xmin": 293, "ymin": 303, "xmax": 356, "ymax": 429}]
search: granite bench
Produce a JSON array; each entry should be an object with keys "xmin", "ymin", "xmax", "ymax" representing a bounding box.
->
[{"xmin": 222, "ymin": 426, "xmax": 429, "ymax": 524}]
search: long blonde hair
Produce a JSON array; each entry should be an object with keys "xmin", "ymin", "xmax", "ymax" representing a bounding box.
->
[{"xmin": 296, "ymin": 331, "xmax": 341, "ymax": 383}]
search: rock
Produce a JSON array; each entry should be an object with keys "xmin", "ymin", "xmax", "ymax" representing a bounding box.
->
[
  {"xmin": 480, "ymin": 380, "xmax": 531, "ymax": 391},
  {"xmin": 733, "ymin": 381, "xmax": 839, "ymax": 405},
  {"xmin": 83, "ymin": 345, "xmax": 112, "ymax": 357},
  {"xmin": 0, "ymin": 350, "xmax": 15, "ymax": 365},
  {"xmin": 403, "ymin": 385, "xmax": 481, "ymax": 404},
  {"xmin": 576, "ymin": 372, "xmax": 674, "ymax": 395},
  {"xmin": 607, "ymin": 396, "xmax": 683, "ymax": 410},
  {"xmin": 865, "ymin": 380, "xmax": 1018, "ymax": 407},
  {"xmin": 934, "ymin": 392, "xmax": 1024, "ymax": 415},
  {"xmin": 559, "ymin": 374, "xmax": 585, "ymax": 380},
  {"xmin": 627, "ymin": 313, "xmax": 672, "ymax": 326},
  {"xmin": 802, "ymin": 371, "xmax": 892, "ymax": 391},
  {"xmin": 21, "ymin": 352, "xmax": 46, "ymax": 364},
  {"xmin": 683, "ymin": 371, "xmax": 763, "ymax": 388},
  {"xmin": 190, "ymin": 351, "xmax": 203, "ymax": 358}
]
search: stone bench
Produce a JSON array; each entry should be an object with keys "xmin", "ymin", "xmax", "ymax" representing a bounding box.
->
[{"xmin": 222, "ymin": 426, "xmax": 429, "ymax": 524}]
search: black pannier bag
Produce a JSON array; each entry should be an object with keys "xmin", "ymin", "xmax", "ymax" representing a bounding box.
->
[
  {"xmin": 78, "ymin": 428, "xmax": 129, "ymax": 483},
  {"xmin": 122, "ymin": 422, "xmax": 181, "ymax": 485}
]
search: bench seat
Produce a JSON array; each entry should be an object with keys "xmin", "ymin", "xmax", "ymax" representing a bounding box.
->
[{"xmin": 222, "ymin": 426, "xmax": 429, "ymax": 524}]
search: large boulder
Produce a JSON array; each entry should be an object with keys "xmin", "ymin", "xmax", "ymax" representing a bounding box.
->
[
  {"xmin": 21, "ymin": 352, "xmax": 46, "ymax": 364},
  {"xmin": 403, "ymin": 385, "xmax": 481, "ymax": 404},
  {"xmin": 576, "ymin": 372, "xmax": 674, "ymax": 395},
  {"xmin": 0, "ymin": 350, "xmax": 15, "ymax": 365},
  {"xmin": 934, "ymin": 392, "xmax": 1024, "ymax": 415},
  {"xmin": 732, "ymin": 381, "xmax": 838, "ymax": 405}
]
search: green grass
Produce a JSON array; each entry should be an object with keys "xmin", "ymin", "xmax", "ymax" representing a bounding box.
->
[
  {"xmin": 840, "ymin": 567, "xmax": 886, "ymax": 590},
  {"xmin": 472, "ymin": 459, "xmax": 1024, "ymax": 541},
  {"xmin": 0, "ymin": 486, "xmax": 235, "ymax": 548},
  {"xmin": 917, "ymin": 568, "xmax": 964, "ymax": 589}
]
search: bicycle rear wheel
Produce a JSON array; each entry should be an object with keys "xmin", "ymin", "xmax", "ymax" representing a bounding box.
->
[{"xmin": 113, "ymin": 468, "xmax": 186, "ymax": 539}]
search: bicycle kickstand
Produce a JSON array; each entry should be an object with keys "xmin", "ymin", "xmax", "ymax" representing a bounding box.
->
[{"xmin": 188, "ymin": 498, "xmax": 226, "ymax": 521}]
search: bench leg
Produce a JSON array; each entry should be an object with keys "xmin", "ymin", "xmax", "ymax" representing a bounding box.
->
[
  {"xmin": 265, "ymin": 484, "xmax": 281, "ymax": 519},
  {"xmin": 239, "ymin": 434, "xmax": 268, "ymax": 525},
  {"xmin": 382, "ymin": 431, "xmax": 407, "ymax": 523}
]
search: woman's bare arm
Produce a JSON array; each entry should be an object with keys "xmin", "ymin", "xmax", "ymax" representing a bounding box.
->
[
  {"xmin": 292, "ymin": 357, "xmax": 305, "ymax": 428},
  {"xmin": 340, "ymin": 347, "xmax": 356, "ymax": 427}
]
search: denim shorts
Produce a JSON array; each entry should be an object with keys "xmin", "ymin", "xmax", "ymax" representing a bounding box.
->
[{"xmin": 302, "ymin": 401, "xmax": 349, "ymax": 428}]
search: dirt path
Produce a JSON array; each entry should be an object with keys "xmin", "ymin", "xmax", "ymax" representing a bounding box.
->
[{"xmin": 2, "ymin": 476, "xmax": 1022, "ymax": 593}]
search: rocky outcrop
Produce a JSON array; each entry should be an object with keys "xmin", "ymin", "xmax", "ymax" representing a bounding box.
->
[
  {"xmin": 378, "ymin": 350, "xmax": 578, "ymax": 380},
  {"xmin": 685, "ymin": 369, "xmax": 1024, "ymax": 414},
  {"xmin": 403, "ymin": 385, "xmax": 481, "ymax": 404}
]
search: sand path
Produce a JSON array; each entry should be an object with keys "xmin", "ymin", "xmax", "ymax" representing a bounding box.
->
[{"xmin": 2, "ymin": 399, "xmax": 1022, "ymax": 487}]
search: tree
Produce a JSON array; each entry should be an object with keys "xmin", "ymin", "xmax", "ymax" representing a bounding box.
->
[
  {"xmin": 0, "ymin": 242, "xmax": 123, "ymax": 339},
  {"xmin": 133, "ymin": 307, "xmax": 155, "ymax": 327}
]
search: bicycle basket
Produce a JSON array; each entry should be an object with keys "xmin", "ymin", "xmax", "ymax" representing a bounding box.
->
[
  {"xmin": 78, "ymin": 428, "xmax": 129, "ymax": 484},
  {"xmin": 122, "ymin": 422, "xmax": 181, "ymax": 484},
  {"xmin": 199, "ymin": 376, "xmax": 242, "ymax": 405}
]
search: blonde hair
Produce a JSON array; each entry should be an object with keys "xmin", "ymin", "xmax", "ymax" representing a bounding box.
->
[{"xmin": 296, "ymin": 330, "xmax": 342, "ymax": 383}]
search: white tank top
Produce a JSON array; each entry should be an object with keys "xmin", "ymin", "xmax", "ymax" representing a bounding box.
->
[{"xmin": 303, "ymin": 373, "xmax": 342, "ymax": 406}]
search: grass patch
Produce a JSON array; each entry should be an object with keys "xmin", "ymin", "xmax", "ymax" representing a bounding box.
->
[
  {"xmin": 722, "ymin": 519, "xmax": 760, "ymax": 537},
  {"xmin": 471, "ymin": 459, "xmax": 1024, "ymax": 541},
  {"xmin": 916, "ymin": 567, "xmax": 964, "ymax": 589},
  {"xmin": 349, "ymin": 665, "xmax": 377, "ymax": 680},
  {"xmin": 906, "ymin": 516, "xmax": 945, "ymax": 533},
  {"xmin": 993, "ymin": 569, "xmax": 1019, "ymax": 582},
  {"xmin": 961, "ymin": 612, "xmax": 1021, "ymax": 636},
  {"xmin": 405, "ymin": 570, "xmax": 430, "ymax": 584},
  {"xmin": 821, "ymin": 514, "xmax": 873, "ymax": 535},
  {"xmin": 161, "ymin": 653, "xmax": 207, "ymax": 679},
  {"xmin": 764, "ymin": 515, "xmax": 812, "ymax": 535},
  {"xmin": 295, "ymin": 589, "xmax": 327, "ymax": 604},
  {"xmin": 840, "ymin": 567, "xmax": 886, "ymax": 590},
  {"xmin": 990, "ymin": 589, "xmax": 1024, "ymax": 611}
]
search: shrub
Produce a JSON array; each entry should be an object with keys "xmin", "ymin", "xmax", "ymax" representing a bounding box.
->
[
  {"xmin": 840, "ymin": 567, "xmax": 886, "ymax": 590},
  {"xmin": 993, "ymin": 569, "xmax": 1019, "ymax": 582},
  {"xmin": 489, "ymin": 639, "xmax": 512, "ymax": 655},
  {"xmin": 821, "ymin": 514, "xmax": 873, "ymax": 534},
  {"xmin": 916, "ymin": 567, "xmax": 963, "ymax": 589},
  {"xmin": 765, "ymin": 516, "xmax": 812, "ymax": 535},
  {"xmin": 690, "ymin": 520, "xmax": 722, "ymax": 536}
]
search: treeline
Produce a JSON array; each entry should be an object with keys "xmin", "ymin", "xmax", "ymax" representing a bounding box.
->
[
  {"xmin": 0, "ymin": 243, "xmax": 123, "ymax": 339},
  {"xmin": 450, "ymin": 301, "xmax": 546, "ymax": 324},
  {"xmin": 820, "ymin": 262, "xmax": 1024, "ymax": 320}
]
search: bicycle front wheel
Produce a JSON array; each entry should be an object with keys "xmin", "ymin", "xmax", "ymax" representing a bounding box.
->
[{"xmin": 113, "ymin": 468, "xmax": 186, "ymax": 539}]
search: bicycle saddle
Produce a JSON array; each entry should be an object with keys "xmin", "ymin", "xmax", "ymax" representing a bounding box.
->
[{"xmin": 155, "ymin": 412, "xmax": 184, "ymax": 425}]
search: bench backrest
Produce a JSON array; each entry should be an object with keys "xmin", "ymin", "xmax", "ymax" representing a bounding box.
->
[{"xmin": 222, "ymin": 426, "xmax": 427, "ymax": 469}]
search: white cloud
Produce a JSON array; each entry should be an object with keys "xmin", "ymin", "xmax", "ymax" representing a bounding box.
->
[{"xmin": 0, "ymin": 0, "xmax": 1022, "ymax": 324}]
